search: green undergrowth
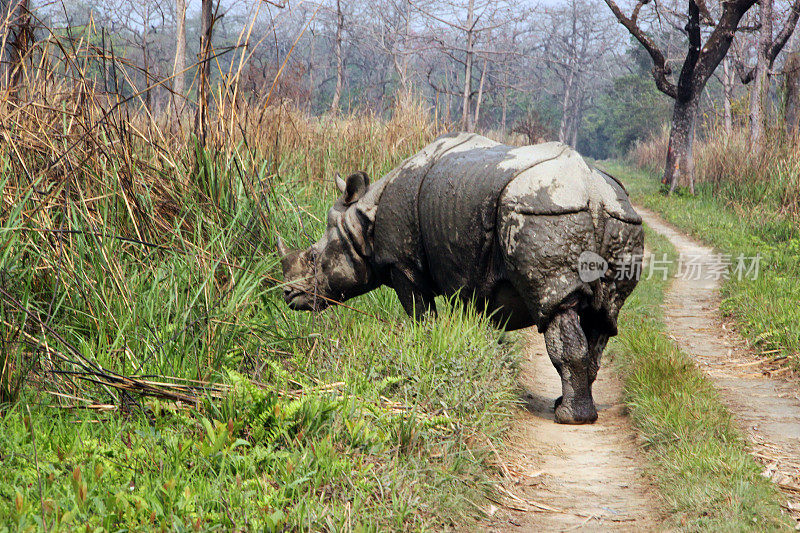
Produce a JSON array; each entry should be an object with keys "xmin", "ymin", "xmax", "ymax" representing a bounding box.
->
[
  {"xmin": 0, "ymin": 148, "xmax": 518, "ymax": 531},
  {"xmin": 607, "ymin": 163, "xmax": 800, "ymax": 369},
  {"xmin": 608, "ymin": 225, "xmax": 787, "ymax": 530}
]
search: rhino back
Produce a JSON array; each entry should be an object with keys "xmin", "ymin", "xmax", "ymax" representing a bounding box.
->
[
  {"xmin": 417, "ymin": 140, "xmax": 567, "ymax": 295},
  {"xmin": 499, "ymin": 148, "xmax": 641, "ymax": 223},
  {"xmin": 372, "ymin": 133, "xmax": 489, "ymax": 275},
  {"xmin": 372, "ymin": 132, "xmax": 640, "ymax": 310}
]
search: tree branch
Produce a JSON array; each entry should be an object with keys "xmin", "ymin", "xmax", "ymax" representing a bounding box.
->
[
  {"xmin": 767, "ymin": 0, "xmax": 800, "ymax": 65},
  {"xmin": 603, "ymin": 0, "xmax": 677, "ymax": 98},
  {"xmin": 408, "ymin": 0, "xmax": 468, "ymax": 31},
  {"xmin": 697, "ymin": 0, "xmax": 760, "ymax": 85}
]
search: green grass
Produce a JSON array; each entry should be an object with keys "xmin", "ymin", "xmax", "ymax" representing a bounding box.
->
[
  {"xmin": 4, "ymin": 124, "xmax": 791, "ymax": 531},
  {"xmin": 0, "ymin": 147, "xmax": 519, "ymax": 531},
  {"xmin": 608, "ymin": 225, "xmax": 788, "ymax": 531},
  {"xmin": 607, "ymin": 163, "xmax": 800, "ymax": 368}
]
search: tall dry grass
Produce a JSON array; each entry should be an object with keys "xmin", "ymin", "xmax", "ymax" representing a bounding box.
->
[
  {"xmin": 0, "ymin": 16, "xmax": 440, "ymax": 405},
  {"xmin": 628, "ymin": 124, "xmax": 800, "ymax": 216},
  {"xmin": 0, "ymin": 73, "xmax": 437, "ymax": 243},
  {"xmin": 628, "ymin": 125, "xmax": 669, "ymax": 175}
]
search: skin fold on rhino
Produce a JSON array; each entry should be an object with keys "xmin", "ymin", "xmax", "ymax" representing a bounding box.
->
[{"xmin": 278, "ymin": 133, "xmax": 644, "ymax": 424}]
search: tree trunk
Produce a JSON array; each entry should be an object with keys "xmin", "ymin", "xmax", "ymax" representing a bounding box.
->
[
  {"xmin": 434, "ymin": 89, "xmax": 439, "ymax": 126},
  {"xmin": 663, "ymin": 95, "xmax": 700, "ymax": 194},
  {"xmin": 330, "ymin": 0, "xmax": 344, "ymax": 113},
  {"xmin": 395, "ymin": 0, "xmax": 410, "ymax": 94},
  {"xmin": 195, "ymin": 0, "xmax": 213, "ymax": 147},
  {"xmin": 1, "ymin": 0, "xmax": 31, "ymax": 91},
  {"xmin": 569, "ymin": 97, "xmax": 583, "ymax": 148},
  {"xmin": 445, "ymin": 65, "xmax": 452, "ymax": 124},
  {"xmin": 570, "ymin": 119, "xmax": 579, "ymax": 147},
  {"xmin": 473, "ymin": 56, "xmax": 488, "ymax": 129},
  {"xmin": 784, "ymin": 51, "xmax": 800, "ymax": 133},
  {"xmin": 558, "ymin": 68, "xmax": 575, "ymax": 143},
  {"xmin": 749, "ymin": 0, "xmax": 773, "ymax": 146},
  {"xmin": 501, "ymin": 71, "xmax": 508, "ymax": 137},
  {"xmin": 307, "ymin": 24, "xmax": 315, "ymax": 112},
  {"xmin": 142, "ymin": 3, "xmax": 152, "ymax": 113},
  {"xmin": 461, "ymin": 0, "xmax": 475, "ymax": 131},
  {"xmin": 722, "ymin": 56, "xmax": 733, "ymax": 135},
  {"xmin": 392, "ymin": 53, "xmax": 408, "ymax": 95},
  {"xmin": 173, "ymin": 0, "xmax": 186, "ymax": 98},
  {"xmin": 558, "ymin": 4, "xmax": 579, "ymax": 145},
  {"xmin": 391, "ymin": 5, "xmax": 410, "ymax": 97}
]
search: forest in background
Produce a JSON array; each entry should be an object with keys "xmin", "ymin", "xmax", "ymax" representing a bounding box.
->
[
  {"xmin": 3, "ymin": 0, "xmax": 791, "ymax": 160},
  {"xmin": 2, "ymin": 0, "xmax": 800, "ymax": 529},
  {"xmin": 2, "ymin": 0, "xmax": 796, "ymax": 167}
]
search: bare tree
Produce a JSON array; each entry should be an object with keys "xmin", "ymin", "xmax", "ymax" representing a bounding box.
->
[
  {"xmin": 196, "ymin": 0, "xmax": 214, "ymax": 146},
  {"xmin": 488, "ymin": 22, "xmax": 531, "ymax": 136},
  {"xmin": 365, "ymin": 0, "xmax": 416, "ymax": 96},
  {"xmin": 330, "ymin": 0, "xmax": 344, "ymax": 113},
  {"xmin": 86, "ymin": 0, "xmax": 174, "ymax": 112},
  {"xmin": 32, "ymin": 0, "xmax": 661, "ymax": 149},
  {"xmin": 541, "ymin": 0, "xmax": 619, "ymax": 147},
  {"xmin": 173, "ymin": 0, "xmax": 187, "ymax": 99},
  {"xmin": 605, "ymin": 0, "xmax": 760, "ymax": 193},
  {"xmin": 412, "ymin": 0, "xmax": 516, "ymax": 131},
  {"xmin": 1, "ymin": 0, "xmax": 31, "ymax": 91},
  {"xmin": 785, "ymin": 50, "xmax": 800, "ymax": 131},
  {"xmin": 736, "ymin": 0, "xmax": 800, "ymax": 144}
]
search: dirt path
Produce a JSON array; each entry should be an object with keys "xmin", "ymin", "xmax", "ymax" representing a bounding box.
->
[
  {"xmin": 484, "ymin": 331, "xmax": 663, "ymax": 532},
  {"xmin": 638, "ymin": 207, "xmax": 800, "ymax": 526}
]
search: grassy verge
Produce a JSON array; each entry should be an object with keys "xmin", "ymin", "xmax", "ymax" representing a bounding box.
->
[
  {"xmin": 1, "ymin": 289, "xmax": 516, "ymax": 531},
  {"xmin": 606, "ymin": 163, "xmax": 800, "ymax": 368},
  {"xmin": 0, "ymin": 108, "xmax": 519, "ymax": 530},
  {"xmin": 608, "ymin": 225, "xmax": 787, "ymax": 530}
]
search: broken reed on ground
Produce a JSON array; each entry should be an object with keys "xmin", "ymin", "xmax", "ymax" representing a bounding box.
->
[
  {"xmin": 0, "ymin": 21, "xmax": 524, "ymax": 531},
  {"xmin": 607, "ymin": 222, "xmax": 788, "ymax": 530},
  {"xmin": 625, "ymin": 128, "xmax": 800, "ymax": 369}
]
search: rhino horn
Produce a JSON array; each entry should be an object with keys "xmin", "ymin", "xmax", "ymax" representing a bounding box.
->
[
  {"xmin": 276, "ymin": 236, "xmax": 289, "ymax": 257},
  {"xmin": 335, "ymin": 172, "xmax": 347, "ymax": 194}
]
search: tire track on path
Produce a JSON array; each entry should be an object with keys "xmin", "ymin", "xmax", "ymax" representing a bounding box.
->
[{"xmin": 638, "ymin": 206, "xmax": 800, "ymax": 527}]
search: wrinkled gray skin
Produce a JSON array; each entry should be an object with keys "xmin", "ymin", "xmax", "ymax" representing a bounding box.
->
[{"xmin": 279, "ymin": 133, "xmax": 644, "ymax": 424}]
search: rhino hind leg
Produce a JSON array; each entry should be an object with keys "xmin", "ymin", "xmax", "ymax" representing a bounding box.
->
[{"xmin": 545, "ymin": 306, "xmax": 601, "ymax": 424}]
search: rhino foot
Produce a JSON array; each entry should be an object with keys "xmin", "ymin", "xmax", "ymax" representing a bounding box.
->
[{"xmin": 554, "ymin": 397, "xmax": 598, "ymax": 424}]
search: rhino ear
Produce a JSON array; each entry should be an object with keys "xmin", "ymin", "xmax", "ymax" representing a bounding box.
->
[{"xmin": 341, "ymin": 171, "xmax": 370, "ymax": 205}]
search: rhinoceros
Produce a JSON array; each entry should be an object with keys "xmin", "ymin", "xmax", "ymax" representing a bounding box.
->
[{"xmin": 278, "ymin": 133, "xmax": 644, "ymax": 424}]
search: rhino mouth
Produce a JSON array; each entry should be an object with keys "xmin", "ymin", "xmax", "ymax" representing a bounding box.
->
[{"xmin": 284, "ymin": 288, "xmax": 330, "ymax": 311}]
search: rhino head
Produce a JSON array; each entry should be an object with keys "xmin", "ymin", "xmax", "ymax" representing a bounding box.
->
[{"xmin": 278, "ymin": 171, "xmax": 378, "ymax": 311}]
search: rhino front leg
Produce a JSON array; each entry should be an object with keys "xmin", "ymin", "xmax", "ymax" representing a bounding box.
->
[
  {"xmin": 545, "ymin": 307, "xmax": 598, "ymax": 424},
  {"xmin": 390, "ymin": 266, "xmax": 436, "ymax": 320}
]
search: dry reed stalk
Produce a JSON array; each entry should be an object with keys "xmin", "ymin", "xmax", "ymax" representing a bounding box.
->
[{"xmin": 0, "ymin": 9, "xmax": 440, "ymax": 413}]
